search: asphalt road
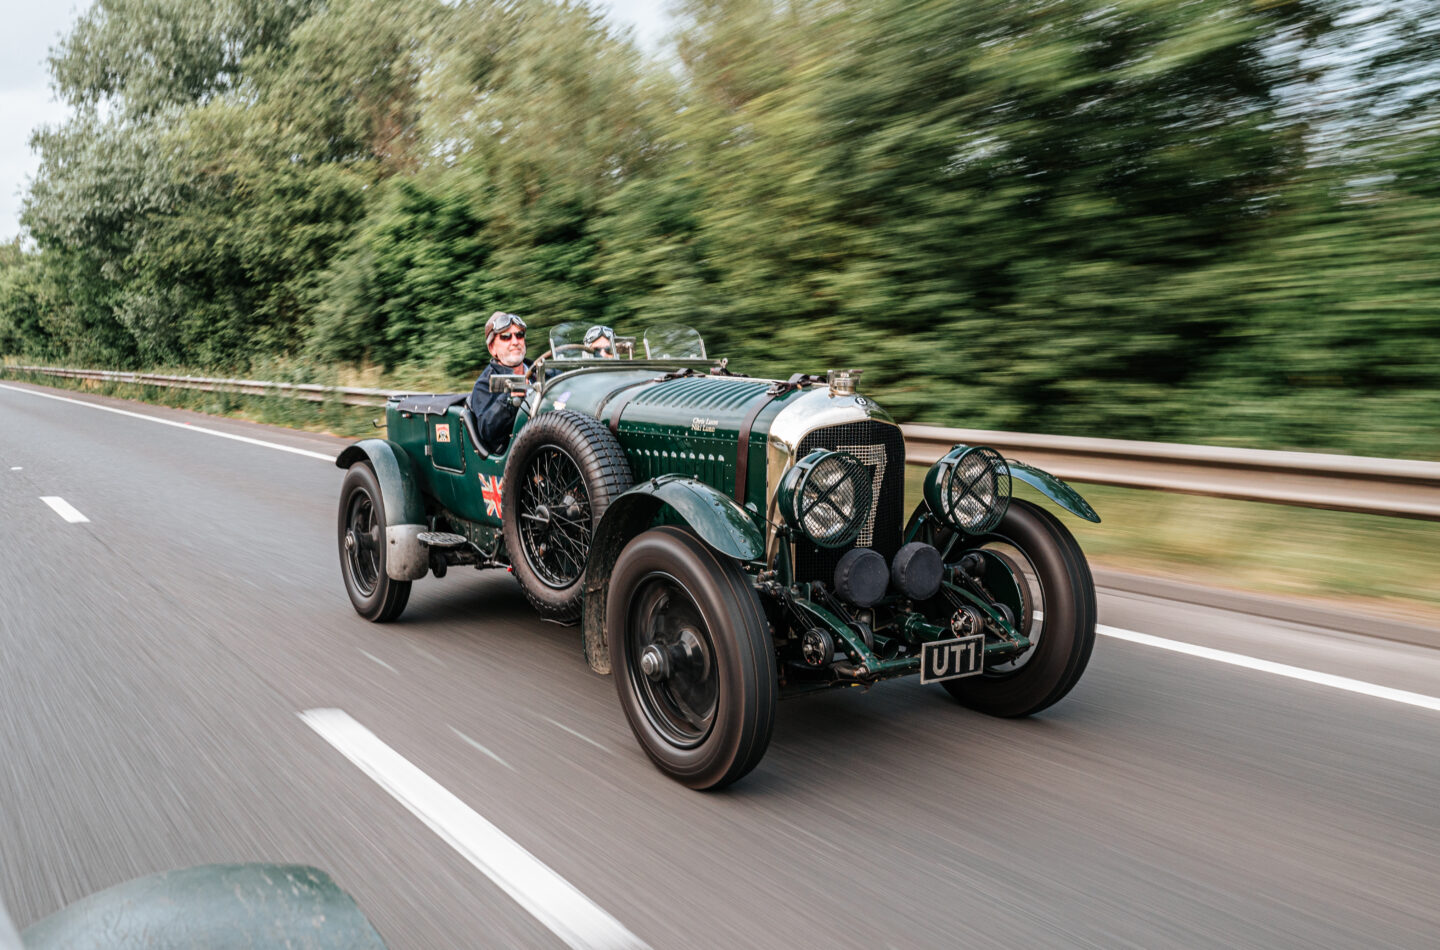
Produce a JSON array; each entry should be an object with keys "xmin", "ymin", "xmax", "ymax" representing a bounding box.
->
[{"xmin": 2, "ymin": 380, "xmax": 1437, "ymax": 949}]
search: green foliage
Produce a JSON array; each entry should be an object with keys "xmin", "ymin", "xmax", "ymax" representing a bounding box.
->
[
  {"xmin": 3, "ymin": 0, "xmax": 1438, "ymax": 458},
  {"xmin": 308, "ymin": 0, "xmax": 655, "ymax": 372},
  {"xmin": 50, "ymin": 0, "xmax": 321, "ymax": 117},
  {"xmin": 310, "ymin": 175, "xmax": 499, "ymax": 371}
]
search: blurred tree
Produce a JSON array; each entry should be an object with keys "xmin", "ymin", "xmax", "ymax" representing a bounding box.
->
[
  {"xmin": 49, "ymin": 0, "xmax": 321, "ymax": 117},
  {"xmin": 310, "ymin": 0, "xmax": 659, "ymax": 371},
  {"xmin": 111, "ymin": 0, "xmax": 437, "ymax": 365},
  {"xmin": 22, "ymin": 0, "xmax": 325, "ymax": 365},
  {"xmin": 602, "ymin": 0, "xmax": 1335, "ymax": 431},
  {"xmin": 0, "ymin": 241, "xmax": 55, "ymax": 359}
]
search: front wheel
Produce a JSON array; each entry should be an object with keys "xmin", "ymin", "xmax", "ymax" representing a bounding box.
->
[
  {"xmin": 608, "ymin": 526, "xmax": 777, "ymax": 790},
  {"xmin": 338, "ymin": 463, "xmax": 411, "ymax": 622},
  {"xmin": 916, "ymin": 498, "xmax": 1096, "ymax": 717}
]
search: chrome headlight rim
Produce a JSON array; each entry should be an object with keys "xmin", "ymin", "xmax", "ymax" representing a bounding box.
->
[
  {"xmin": 923, "ymin": 444, "xmax": 1012, "ymax": 535},
  {"xmin": 777, "ymin": 449, "xmax": 874, "ymax": 549}
]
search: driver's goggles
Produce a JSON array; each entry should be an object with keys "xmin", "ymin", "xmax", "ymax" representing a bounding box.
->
[{"xmin": 486, "ymin": 311, "xmax": 528, "ymax": 342}]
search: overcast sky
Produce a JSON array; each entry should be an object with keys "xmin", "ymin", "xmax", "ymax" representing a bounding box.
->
[{"xmin": 0, "ymin": 0, "xmax": 671, "ymax": 243}]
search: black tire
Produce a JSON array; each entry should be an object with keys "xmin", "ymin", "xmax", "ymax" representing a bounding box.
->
[
  {"xmin": 913, "ymin": 498, "xmax": 1096, "ymax": 717},
  {"xmin": 339, "ymin": 463, "xmax": 412, "ymax": 623},
  {"xmin": 608, "ymin": 526, "xmax": 777, "ymax": 790},
  {"xmin": 502, "ymin": 411, "xmax": 633, "ymax": 621}
]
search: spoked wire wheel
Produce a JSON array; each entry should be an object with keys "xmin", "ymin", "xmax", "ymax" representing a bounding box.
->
[
  {"xmin": 517, "ymin": 445, "xmax": 593, "ymax": 589},
  {"xmin": 626, "ymin": 575, "xmax": 718, "ymax": 748},
  {"xmin": 502, "ymin": 411, "xmax": 633, "ymax": 621}
]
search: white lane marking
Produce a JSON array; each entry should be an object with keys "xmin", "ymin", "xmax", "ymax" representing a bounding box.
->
[
  {"xmin": 409, "ymin": 642, "xmax": 443, "ymax": 664},
  {"xmin": 1099, "ymin": 624, "xmax": 1440, "ymax": 714},
  {"xmin": 39, "ymin": 496, "xmax": 89, "ymax": 523},
  {"xmin": 450, "ymin": 726, "xmax": 515, "ymax": 771},
  {"xmin": 0, "ymin": 383, "xmax": 335, "ymax": 462},
  {"xmin": 9, "ymin": 466, "xmax": 20, "ymax": 470},
  {"xmin": 542, "ymin": 717, "xmax": 612, "ymax": 754},
  {"xmin": 301, "ymin": 709, "xmax": 647, "ymax": 950},
  {"xmin": 359, "ymin": 649, "xmax": 398, "ymax": 674}
]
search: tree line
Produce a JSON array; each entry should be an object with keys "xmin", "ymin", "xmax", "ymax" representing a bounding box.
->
[{"xmin": 2, "ymin": 0, "xmax": 1436, "ymax": 456}]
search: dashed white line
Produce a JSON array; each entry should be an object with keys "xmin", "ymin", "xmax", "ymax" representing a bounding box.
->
[
  {"xmin": 0, "ymin": 383, "xmax": 336, "ymax": 462},
  {"xmin": 1099, "ymin": 624, "xmax": 1440, "ymax": 714},
  {"xmin": 301, "ymin": 709, "xmax": 647, "ymax": 950},
  {"xmin": 450, "ymin": 726, "xmax": 515, "ymax": 771},
  {"xmin": 542, "ymin": 717, "xmax": 612, "ymax": 754},
  {"xmin": 359, "ymin": 649, "xmax": 398, "ymax": 674},
  {"xmin": 9, "ymin": 466, "xmax": 20, "ymax": 470},
  {"xmin": 39, "ymin": 496, "xmax": 89, "ymax": 523}
]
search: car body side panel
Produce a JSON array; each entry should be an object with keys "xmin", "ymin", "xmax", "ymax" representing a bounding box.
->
[
  {"xmin": 384, "ymin": 399, "xmax": 516, "ymax": 527},
  {"xmin": 430, "ymin": 406, "xmax": 508, "ymax": 525}
]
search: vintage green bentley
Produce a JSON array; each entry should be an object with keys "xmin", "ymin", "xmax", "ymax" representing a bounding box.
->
[{"xmin": 336, "ymin": 323, "xmax": 1100, "ymax": 789}]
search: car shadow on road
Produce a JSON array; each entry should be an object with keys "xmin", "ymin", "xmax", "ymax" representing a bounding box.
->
[
  {"xmin": 374, "ymin": 568, "xmax": 599, "ymax": 673},
  {"xmin": 722, "ymin": 679, "xmax": 1105, "ymax": 798},
  {"xmin": 357, "ymin": 566, "xmax": 1107, "ymax": 799}
]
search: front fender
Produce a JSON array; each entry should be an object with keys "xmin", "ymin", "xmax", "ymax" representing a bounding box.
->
[
  {"xmin": 581, "ymin": 475, "xmax": 765, "ymax": 674},
  {"xmin": 337, "ymin": 439, "xmax": 429, "ymax": 580},
  {"xmin": 1007, "ymin": 460, "xmax": 1101, "ymax": 523}
]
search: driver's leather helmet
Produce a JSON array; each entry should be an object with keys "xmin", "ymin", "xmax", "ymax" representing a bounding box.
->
[{"xmin": 485, "ymin": 311, "xmax": 527, "ymax": 346}]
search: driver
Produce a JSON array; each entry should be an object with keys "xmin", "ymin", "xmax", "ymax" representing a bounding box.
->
[
  {"xmin": 468, "ymin": 311, "xmax": 530, "ymax": 453},
  {"xmin": 584, "ymin": 324, "xmax": 617, "ymax": 358}
]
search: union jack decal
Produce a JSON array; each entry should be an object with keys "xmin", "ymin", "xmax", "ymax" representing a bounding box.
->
[{"xmin": 479, "ymin": 474, "xmax": 504, "ymax": 519}]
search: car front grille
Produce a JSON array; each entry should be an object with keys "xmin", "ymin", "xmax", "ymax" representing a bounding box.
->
[{"xmin": 792, "ymin": 420, "xmax": 906, "ymax": 584}]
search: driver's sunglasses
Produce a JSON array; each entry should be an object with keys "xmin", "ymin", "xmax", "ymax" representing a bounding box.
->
[{"xmin": 498, "ymin": 330, "xmax": 525, "ymax": 341}]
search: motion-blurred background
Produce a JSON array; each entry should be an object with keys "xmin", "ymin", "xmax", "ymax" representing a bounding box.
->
[{"xmin": 2, "ymin": 0, "xmax": 1436, "ymax": 617}]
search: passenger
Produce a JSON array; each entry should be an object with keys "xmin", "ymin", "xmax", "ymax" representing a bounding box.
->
[
  {"xmin": 584, "ymin": 325, "xmax": 617, "ymax": 358},
  {"xmin": 468, "ymin": 311, "xmax": 530, "ymax": 453}
]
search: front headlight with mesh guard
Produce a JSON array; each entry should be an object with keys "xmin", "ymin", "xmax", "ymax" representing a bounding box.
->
[
  {"xmin": 777, "ymin": 449, "xmax": 874, "ymax": 549},
  {"xmin": 923, "ymin": 445, "xmax": 1011, "ymax": 535}
]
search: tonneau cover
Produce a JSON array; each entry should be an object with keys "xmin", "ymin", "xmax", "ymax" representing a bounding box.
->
[{"xmin": 391, "ymin": 392, "xmax": 468, "ymax": 416}]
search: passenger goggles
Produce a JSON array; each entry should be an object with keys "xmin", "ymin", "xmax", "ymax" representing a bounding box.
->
[{"xmin": 583, "ymin": 325, "xmax": 615, "ymax": 347}]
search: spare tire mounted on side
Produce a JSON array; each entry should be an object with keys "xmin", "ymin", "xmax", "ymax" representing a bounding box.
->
[{"xmin": 502, "ymin": 410, "xmax": 634, "ymax": 621}]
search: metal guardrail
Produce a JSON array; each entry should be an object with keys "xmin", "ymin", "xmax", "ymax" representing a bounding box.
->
[
  {"xmin": 6, "ymin": 363, "xmax": 1439, "ymax": 521},
  {"xmin": 1, "ymin": 365, "xmax": 400, "ymax": 408},
  {"xmin": 903, "ymin": 425, "xmax": 1440, "ymax": 521}
]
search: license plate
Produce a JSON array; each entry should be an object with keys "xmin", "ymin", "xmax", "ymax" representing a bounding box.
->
[{"xmin": 920, "ymin": 635, "xmax": 985, "ymax": 684}]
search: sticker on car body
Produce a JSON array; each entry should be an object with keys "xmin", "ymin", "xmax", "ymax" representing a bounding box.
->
[
  {"xmin": 479, "ymin": 474, "xmax": 504, "ymax": 518},
  {"xmin": 435, "ymin": 424, "xmax": 451, "ymax": 443}
]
